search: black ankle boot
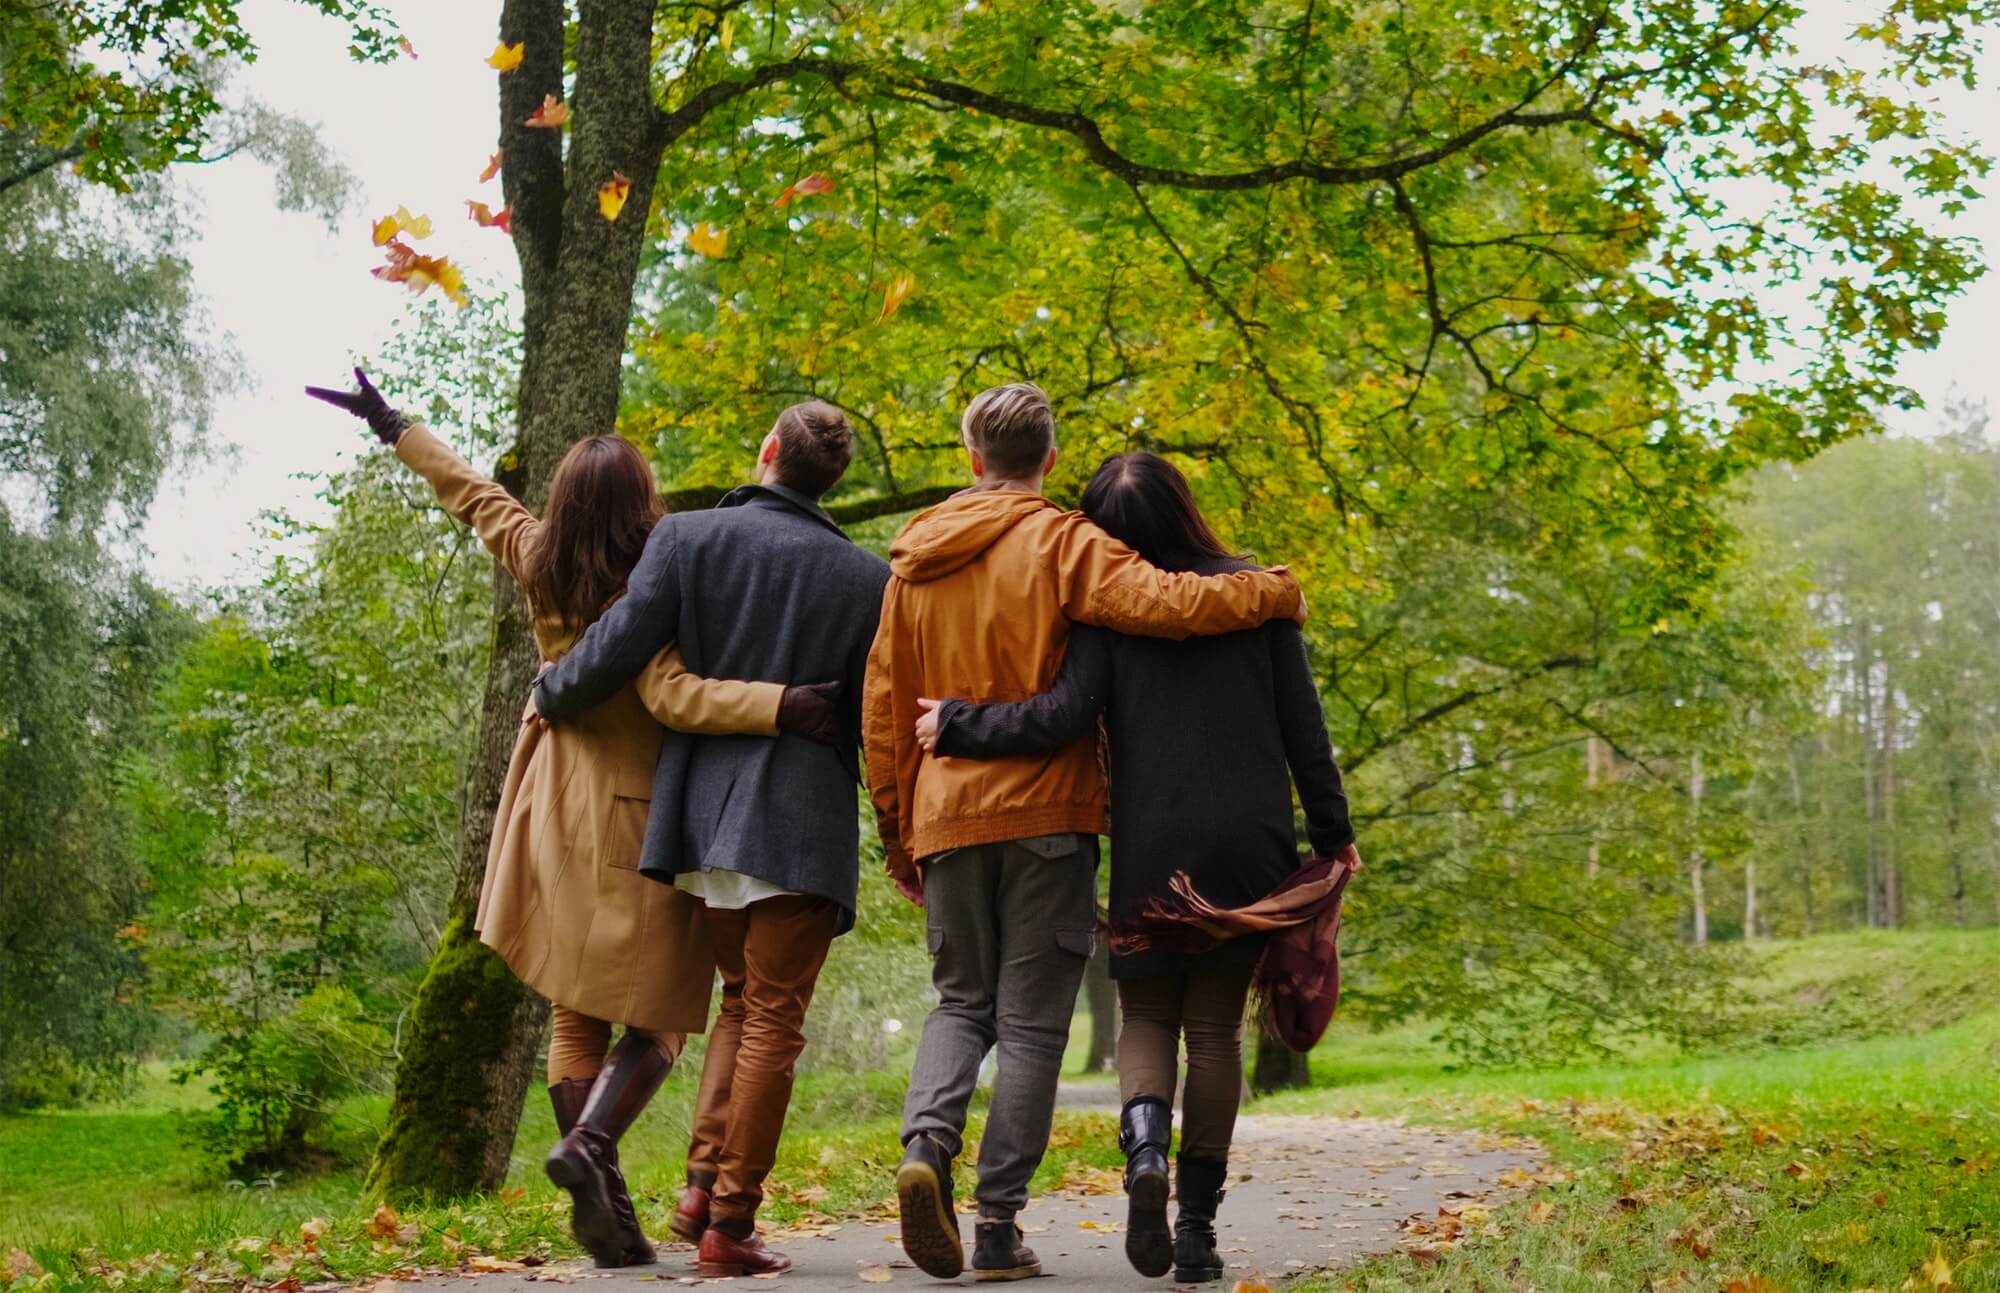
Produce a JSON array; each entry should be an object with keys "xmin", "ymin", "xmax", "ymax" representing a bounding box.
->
[
  {"xmin": 1119, "ymin": 1097, "xmax": 1173, "ymax": 1277},
  {"xmin": 971, "ymin": 1218, "xmax": 1041, "ymax": 1282},
  {"xmin": 1172, "ymin": 1153, "xmax": 1229, "ymax": 1283},
  {"xmin": 545, "ymin": 1034, "xmax": 671, "ymax": 1268}
]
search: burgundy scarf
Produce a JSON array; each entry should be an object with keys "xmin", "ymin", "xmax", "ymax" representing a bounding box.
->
[{"xmin": 1107, "ymin": 856, "xmax": 1355, "ymax": 1053}]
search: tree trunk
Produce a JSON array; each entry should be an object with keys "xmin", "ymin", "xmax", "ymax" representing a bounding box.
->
[
  {"xmin": 1688, "ymin": 753, "xmax": 1707, "ymax": 946},
  {"xmin": 1080, "ymin": 941, "xmax": 1117, "ymax": 1074},
  {"xmin": 1859, "ymin": 627, "xmax": 1883, "ymax": 928},
  {"xmin": 1743, "ymin": 857, "xmax": 1757, "ymax": 942},
  {"xmin": 1584, "ymin": 734, "xmax": 1603, "ymax": 881},
  {"xmin": 369, "ymin": 0, "xmax": 672, "ymax": 1199},
  {"xmin": 1786, "ymin": 742, "xmax": 1815, "ymax": 936},
  {"xmin": 1251, "ymin": 1018, "xmax": 1310, "ymax": 1093},
  {"xmin": 1880, "ymin": 675, "xmax": 1901, "ymax": 928}
]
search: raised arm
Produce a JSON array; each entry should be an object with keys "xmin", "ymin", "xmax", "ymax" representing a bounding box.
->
[
  {"xmin": 306, "ymin": 367, "xmax": 539, "ymax": 581},
  {"xmin": 534, "ymin": 519, "xmax": 682, "ymax": 721},
  {"xmin": 393, "ymin": 424, "xmax": 540, "ymax": 581},
  {"xmin": 1269, "ymin": 621, "xmax": 1354, "ymax": 857},
  {"xmin": 1052, "ymin": 513, "xmax": 1304, "ymax": 640},
  {"xmin": 931, "ymin": 626, "xmax": 1112, "ymax": 759}
]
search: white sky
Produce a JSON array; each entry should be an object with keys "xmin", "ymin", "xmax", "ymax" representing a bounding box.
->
[{"xmin": 138, "ymin": 4, "xmax": 2000, "ymax": 589}]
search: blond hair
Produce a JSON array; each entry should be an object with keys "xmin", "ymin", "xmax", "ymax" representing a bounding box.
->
[{"xmin": 961, "ymin": 382, "xmax": 1055, "ymax": 480}]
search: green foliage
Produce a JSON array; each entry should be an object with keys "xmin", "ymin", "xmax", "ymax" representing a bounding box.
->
[{"xmin": 0, "ymin": 0, "xmax": 399, "ymax": 192}]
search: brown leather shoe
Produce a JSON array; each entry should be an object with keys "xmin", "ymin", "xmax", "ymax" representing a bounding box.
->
[
  {"xmin": 669, "ymin": 1183, "xmax": 710, "ymax": 1243},
  {"xmin": 696, "ymin": 1227, "xmax": 792, "ymax": 1278},
  {"xmin": 545, "ymin": 1034, "xmax": 670, "ymax": 1268}
]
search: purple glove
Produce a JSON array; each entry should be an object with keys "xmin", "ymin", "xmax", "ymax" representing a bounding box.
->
[{"xmin": 305, "ymin": 367, "xmax": 412, "ymax": 446}]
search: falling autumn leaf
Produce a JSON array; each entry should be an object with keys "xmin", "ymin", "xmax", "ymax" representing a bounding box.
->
[
  {"xmin": 479, "ymin": 150, "xmax": 504, "ymax": 183},
  {"xmin": 395, "ymin": 36, "xmax": 418, "ymax": 59},
  {"xmin": 776, "ymin": 173, "xmax": 834, "ymax": 208},
  {"xmin": 524, "ymin": 95, "xmax": 569, "ymax": 128},
  {"xmin": 372, "ymin": 205, "xmax": 433, "ymax": 245},
  {"xmin": 467, "ymin": 201, "xmax": 511, "ymax": 233},
  {"xmin": 1921, "ymin": 1248, "xmax": 1954, "ymax": 1289},
  {"xmin": 373, "ymin": 240, "xmax": 469, "ymax": 307},
  {"xmin": 687, "ymin": 222, "xmax": 729, "ymax": 257},
  {"xmin": 880, "ymin": 270, "xmax": 915, "ymax": 321},
  {"xmin": 598, "ymin": 171, "xmax": 633, "ymax": 222},
  {"xmin": 486, "ymin": 42, "xmax": 524, "ymax": 72}
]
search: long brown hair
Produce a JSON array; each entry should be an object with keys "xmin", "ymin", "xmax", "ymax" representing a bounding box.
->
[
  {"xmin": 1080, "ymin": 452, "xmax": 1243, "ymax": 573},
  {"xmin": 521, "ymin": 435, "xmax": 663, "ymax": 632}
]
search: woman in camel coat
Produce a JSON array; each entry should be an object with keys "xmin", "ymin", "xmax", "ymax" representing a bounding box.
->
[{"xmin": 308, "ymin": 370, "xmax": 836, "ymax": 1268}]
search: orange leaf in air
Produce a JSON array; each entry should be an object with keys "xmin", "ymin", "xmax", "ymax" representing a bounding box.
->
[
  {"xmin": 395, "ymin": 36, "xmax": 418, "ymax": 59},
  {"xmin": 373, "ymin": 239, "xmax": 469, "ymax": 307},
  {"xmin": 479, "ymin": 150, "xmax": 503, "ymax": 183},
  {"xmin": 467, "ymin": 201, "xmax": 512, "ymax": 233},
  {"xmin": 775, "ymin": 173, "xmax": 834, "ymax": 208},
  {"xmin": 687, "ymin": 223, "xmax": 729, "ymax": 257},
  {"xmin": 524, "ymin": 95, "xmax": 569, "ymax": 128},
  {"xmin": 597, "ymin": 171, "xmax": 633, "ymax": 222},
  {"xmin": 880, "ymin": 270, "xmax": 915, "ymax": 321},
  {"xmin": 372, "ymin": 205, "xmax": 432, "ymax": 245},
  {"xmin": 486, "ymin": 42, "xmax": 524, "ymax": 72}
]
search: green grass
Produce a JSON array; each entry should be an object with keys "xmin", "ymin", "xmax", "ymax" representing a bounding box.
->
[
  {"xmin": 1273, "ymin": 929, "xmax": 2000, "ymax": 1293},
  {"xmin": 0, "ymin": 1043, "xmax": 1116, "ymax": 1293}
]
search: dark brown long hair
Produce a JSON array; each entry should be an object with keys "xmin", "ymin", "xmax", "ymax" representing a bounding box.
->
[
  {"xmin": 521, "ymin": 435, "xmax": 663, "ymax": 632},
  {"xmin": 1080, "ymin": 452, "xmax": 1243, "ymax": 573}
]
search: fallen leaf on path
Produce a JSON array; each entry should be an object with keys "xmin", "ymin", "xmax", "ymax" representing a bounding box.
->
[
  {"xmin": 524, "ymin": 95, "xmax": 569, "ymax": 128},
  {"xmin": 486, "ymin": 42, "xmax": 524, "ymax": 72},
  {"xmin": 776, "ymin": 173, "xmax": 834, "ymax": 208},
  {"xmin": 858, "ymin": 1268, "xmax": 892, "ymax": 1284},
  {"xmin": 365, "ymin": 1205, "xmax": 402, "ymax": 1240},
  {"xmin": 1230, "ymin": 1282, "xmax": 1273, "ymax": 1293},
  {"xmin": 597, "ymin": 171, "xmax": 632, "ymax": 222},
  {"xmin": 467, "ymin": 1256, "xmax": 525, "ymax": 1273}
]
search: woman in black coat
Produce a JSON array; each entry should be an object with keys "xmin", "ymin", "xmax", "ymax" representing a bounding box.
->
[{"xmin": 912, "ymin": 452, "xmax": 1357, "ymax": 1284}]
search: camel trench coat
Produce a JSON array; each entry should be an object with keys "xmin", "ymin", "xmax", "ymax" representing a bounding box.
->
[{"xmin": 395, "ymin": 424, "xmax": 784, "ymax": 1035}]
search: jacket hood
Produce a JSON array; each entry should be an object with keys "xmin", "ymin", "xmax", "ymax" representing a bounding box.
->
[{"xmin": 890, "ymin": 488, "xmax": 1058, "ymax": 582}]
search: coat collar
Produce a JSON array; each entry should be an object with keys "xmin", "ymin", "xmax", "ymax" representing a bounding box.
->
[{"xmin": 717, "ymin": 482, "xmax": 849, "ymax": 540}]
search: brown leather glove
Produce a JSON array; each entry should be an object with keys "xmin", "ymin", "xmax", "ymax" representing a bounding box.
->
[{"xmin": 776, "ymin": 681, "xmax": 843, "ymax": 747}]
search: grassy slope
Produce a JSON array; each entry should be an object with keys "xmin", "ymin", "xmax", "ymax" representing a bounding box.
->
[{"xmin": 1273, "ymin": 930, "xmax": 2000, "ymax": 1293}]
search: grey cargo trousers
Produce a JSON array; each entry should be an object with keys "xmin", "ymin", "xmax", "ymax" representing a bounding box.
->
[{"xmin": 900, "ymin": 835, "xmax": 1099, "ymax": 1218}]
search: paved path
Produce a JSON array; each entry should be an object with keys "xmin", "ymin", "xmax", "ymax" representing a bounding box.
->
[{"xmin": 497, "ymin": 1115, "xmax": 1537, "ymax": 1290}]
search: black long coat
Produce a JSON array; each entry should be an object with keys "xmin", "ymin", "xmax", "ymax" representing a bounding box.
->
[
  {"xmin": 933, "ymin": 557, "xmax": 1352, "ymax": 978},
  {"xmin": 536, "ymin": 485, "xmax": 889, "ymax": 932}
]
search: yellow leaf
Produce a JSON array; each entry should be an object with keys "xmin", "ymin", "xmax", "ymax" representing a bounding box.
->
[
  {"xmin": 1921, "ymin": 1248, "xmax": 1953, "ymax": 1289},
  {"xmin": 391, "ymin": 205, "xmax": 431, "ymax": 240},
  {"xmin": 486, "ymin": 42, "xmax": 524, "ymax": 72},
  {"xmin": 858, "ymin": 1267, "xmax": 892, "ymax": 1284},
  {"xmin": 880, "ymin": 270, "xmax": 915, "ymax": 322},
  {"xmin": 371, "ymin": 214, "xmax": 399, "ymax": 245},
  {"xmin": 1528, "ymin": 1200, "xmax": 1555, "ymax": 1224},
  {"xmin": 524, "ymin": 95, "xmax": 569, "ymax": 128},
  {"xmin": 467, "ymin": 1256, "xmax": 525, "ymax": 1273},
  {"xmin": 598, "ymin": 171, "xmax": 633, "ymax": 222},
  {"xmin": 687, "ymin": 223, "xmax": 729, "ymax": 257},
  {"xmin": 479, "ymin": 149, "xmax": 503, "ymax": 183},
  {"xmin": 720, "ymin": 15, "xmax": 735, "ymax": 50}
]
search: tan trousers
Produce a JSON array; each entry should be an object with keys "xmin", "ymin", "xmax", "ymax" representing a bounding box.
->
[
  {"xmin": 683, "ymin": 894, "xmax": 839, "ymax": 1233},
  {"xmin": 1116, "ymin": 955, "xmax": 1256, "ymax": 1160},
  {"xmin": 547, "ymin": 1006, "xmax": 683, "ymax": 1085}
]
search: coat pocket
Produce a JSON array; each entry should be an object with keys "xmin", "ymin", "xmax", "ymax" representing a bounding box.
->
[
  {"xmin": 604, "ymin": 772, "xmax": 652, "ymax": 871},
  {"xmin": 1055, "ymin": 927, "xmax": 1096, "ymax": 960}
]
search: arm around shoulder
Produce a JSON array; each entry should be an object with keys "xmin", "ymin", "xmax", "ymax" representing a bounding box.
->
[{"xmin": 1054, "ymin": 514, "xmax": 1302, "ymax": 640}]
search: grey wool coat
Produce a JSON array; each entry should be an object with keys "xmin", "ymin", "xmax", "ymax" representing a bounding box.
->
[{"xmin": 534, "ymin": 484, "xmax": 890, "ymax": 932}]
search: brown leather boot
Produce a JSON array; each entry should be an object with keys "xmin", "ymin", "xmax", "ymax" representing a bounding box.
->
[
  {"xmin": 549, "ymin": 1078, "xmax": 592, "ymax": 1137},
  {"xmin": 669, "ymin": 1182, "xmax": 711, "ymax": 1243},
  {"xmin": 545, "ymin": 1034, "xmax": 670, "ymax": 1268},
  {"xmin": 696, "ymin": 1225, "xmax": 792, "ymax": 1277}
]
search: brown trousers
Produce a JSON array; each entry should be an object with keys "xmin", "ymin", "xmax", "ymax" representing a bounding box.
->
[
  {"xmin": 1116, "ymin": 955, "xmax": 1256, "ymax": 1160},
  {"xmin": 547, "ymin": 1006, "xmax": 682, "ymax": 1085},
  {"xmin": 684, "ymin": 894, "xmax": 839, "ymax": 1231}
]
